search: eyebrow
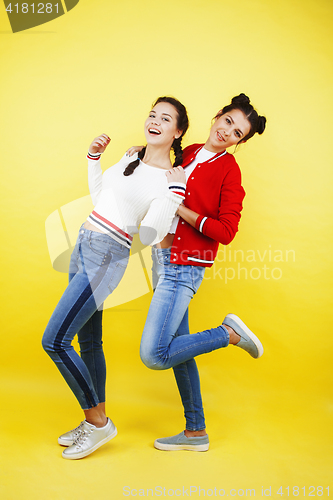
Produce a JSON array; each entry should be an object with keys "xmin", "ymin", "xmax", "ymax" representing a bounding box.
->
[
  {"xmin": 150, "ymin": 111, "xmax": 173, "ymax": 119},
  {"xmin": 226, "ymin": 115, "xmax": 244, "ymax": 136}
]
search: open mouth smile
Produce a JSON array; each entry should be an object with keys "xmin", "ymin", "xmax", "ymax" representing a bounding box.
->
[{"xmin": 148, "ymin": 128, "xmax": 161, "ymax": 135}]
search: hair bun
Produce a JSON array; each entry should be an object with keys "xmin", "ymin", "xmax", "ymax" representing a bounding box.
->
[
  {"xmin": 257, "ymin": 116, "xmax": 266, "ymax": 135},
  {"xmin": 232, "ymin": 93, "xmax": 250, "ymax": 105}
]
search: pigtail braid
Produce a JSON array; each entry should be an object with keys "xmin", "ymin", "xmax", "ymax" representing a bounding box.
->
[
  {"xmin": 123, "ymin": 147, "xmax": 146, "ymax": 176},
  {"xmin": 172, "ymin": 137, "xmax": 184, "ymax": 168}
]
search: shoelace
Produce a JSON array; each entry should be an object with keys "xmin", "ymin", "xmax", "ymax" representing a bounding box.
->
[
  {"xmin": 74, "ymin": 428, "xmax": 93, "ymax": 449},
  {"xmin": 71, "ymin": 421, "xmax": 85, "ymax": 438}
]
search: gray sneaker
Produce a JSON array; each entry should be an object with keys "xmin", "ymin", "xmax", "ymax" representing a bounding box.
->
[
  {"xmin": 62, "ymin": 418, "xmax": 117, "ymax": 460},
  {"xmin": 154, "ymin": 431, "xmax": 209, "ymax": 452},
  {"xmin": 223, "ymin": 313, "xmax": 264, "ymax": 358},
  {"xmin": 58, "ymin": 421, "xmax": 87, "ymax": 447}
]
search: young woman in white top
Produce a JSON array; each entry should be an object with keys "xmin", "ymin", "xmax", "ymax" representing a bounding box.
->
[{"xmin": 42, "ymin": 97, "xmax": 189, "ymax": 460}]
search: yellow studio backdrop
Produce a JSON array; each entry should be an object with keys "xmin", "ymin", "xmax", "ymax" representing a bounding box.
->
[{"xmin": 0, "ymin": 0, "xmax": 332, "ymax": 498}]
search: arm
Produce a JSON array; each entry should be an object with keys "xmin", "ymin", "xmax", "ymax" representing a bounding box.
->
[
  {"xmin": 87, "ymin": 134, "xmax": 111, "ymax": 205},
  {"xmin": 176, "ymin": 204, "xmax": 199, "ymax": 227},
  {"xmin": 139, "ymin": 167, "xmax": 186, "ymax": 246}
]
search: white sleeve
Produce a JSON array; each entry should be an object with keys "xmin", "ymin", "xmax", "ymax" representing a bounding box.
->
[
  {"xmin": 87, "ymin": 152, "xmax": 103, "ymax": 205},
  {"xmin": 139, "ymin": 182, "xmax": 186, "ymax": 246}
]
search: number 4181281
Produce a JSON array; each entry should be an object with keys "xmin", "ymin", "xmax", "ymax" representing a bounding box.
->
[
  {"xmin": 6, "ymin": 3, "xmax": 59, "ymax": 14},
  {"xmin": 277, "ymin": 486, "xmax": 329, "ymax": 496}
]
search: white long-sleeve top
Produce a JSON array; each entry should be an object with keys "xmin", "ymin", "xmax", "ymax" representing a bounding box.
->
[{"xmin": 86, "ymin": 152, "xmax": 186, "ymax": 248}]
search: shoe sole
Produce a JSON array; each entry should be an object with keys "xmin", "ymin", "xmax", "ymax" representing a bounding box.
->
[
  {"xmin": 58, "ymin": 437, "xmax": 74, "ymax": 446},
  {"xmin": 225, "ymin": 313, "xmax": 264, "ymax": 358},
  {"xmin": 154, "ymin": 440, "xmax": 209, "ymax": 452},
  {"xmin": 62, "ymin": 427, "xmax": 117, "ymax": 460}
]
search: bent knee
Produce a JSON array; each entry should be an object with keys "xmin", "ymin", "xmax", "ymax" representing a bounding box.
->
[
  {"xmin": 42, "ymin": 333, "xmax": 53, "ymax": 354},
  {"xmin": 140, "ymin": 347, "xmax": 165, "ymax": 370},
  {"xmin": 42, "ymin": 328, "xmax": 61, "ymax": 355}
]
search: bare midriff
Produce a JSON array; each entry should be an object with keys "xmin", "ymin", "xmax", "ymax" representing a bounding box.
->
[
  {"xmin": 83, "ymin": 221, "xmax": 106, "ymax": 233},
  {"xmin": 156, "ymin": 233, "xmax": 175, "ymax": 249}
]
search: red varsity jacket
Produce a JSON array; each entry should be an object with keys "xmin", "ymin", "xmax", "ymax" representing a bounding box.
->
[{"xmin": 170, "ymin": 143, "xmax": 246, "ymax": 267}]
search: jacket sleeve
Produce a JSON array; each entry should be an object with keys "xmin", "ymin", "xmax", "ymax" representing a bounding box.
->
[
  {"xmin": 194, "ymin": 166, "xmax": 245, "ymax": 245},
  {"xmin": 139, "ymin": 183, "xmax": 186, "ymax": 246},
  {"xmin": 87, "ymin": 152, "xmax": 103, "ymax": 205}
]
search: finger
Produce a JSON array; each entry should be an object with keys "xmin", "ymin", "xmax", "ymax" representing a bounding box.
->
[
  {"xmin": 97, "ymin": 135, "xmax": 110, "ymax": 147},
  {"xmin": 100, "ymin": 134, "xmax": 110, "ymax": 142}
]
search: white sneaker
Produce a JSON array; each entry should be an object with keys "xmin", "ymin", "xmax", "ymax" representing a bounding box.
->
[
  {"xmin": 62, "ymin": 418, "xmax": 117, "ymax": 460},
  {"xmin": 58, "ymin": 421, "xmax": 87, "ymax": 446}
]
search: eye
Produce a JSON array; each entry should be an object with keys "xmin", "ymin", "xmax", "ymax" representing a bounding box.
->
[
  {"xmin": 226, "ymin": 118, "xmax": 231, "ymax": 124},
  {"xmin": 235, "ymin": 131, "xmax": 241, "ymax": 138},
  {"xmin": 149, "ymin": 113, "xmax": 155, "ymax": 118},
  {"xmin": 162, "ymin": 117, "xmax": 170, "ymax": 122}
]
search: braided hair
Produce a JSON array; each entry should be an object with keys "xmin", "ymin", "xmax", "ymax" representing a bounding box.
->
[
  {"xmin": 214, "ymin": 93, "xmax": 266, "ymax": 143},
  {"xmin": 124, "ymin": 96, "xmax": 189, "ymax": 176}
]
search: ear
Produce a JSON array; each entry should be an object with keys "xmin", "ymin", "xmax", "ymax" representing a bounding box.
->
[
  {"xmin": 174, "ymin": 129, "xmax": 183, "ymax": 140},
  {"xmin": 215, "ymin": 110, "xmax": 223, "ymax": 119}
]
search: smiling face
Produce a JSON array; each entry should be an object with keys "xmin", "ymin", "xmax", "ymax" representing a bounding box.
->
[
  {"xmin": 144, "ymin": 102, "xmax": 182, "ymax": 148},
  {"xmin": 205, "ymin": 108, "xmax": 251, "ymax": 153}
]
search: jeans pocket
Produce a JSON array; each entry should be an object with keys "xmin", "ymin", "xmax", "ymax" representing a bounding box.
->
[
  {"xmin": 88, "ymin": 237, "xmax": 109, "ymax": 257},
  {"xmin": 191, "ymin": 266, "xmax": 205, "ymax": 294},
  {"xmin": 81, "ymin": 239, "xmax": 108, "ymax": 268}
]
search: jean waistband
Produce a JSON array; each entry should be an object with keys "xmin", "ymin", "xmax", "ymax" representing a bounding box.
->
[
  {"xmin": 78, "ymin": 223, "xmax": 128, "ymax": 253},
  {"xmin": 152, "ymin": 246, "xmax": 172, "ymax": 256}
]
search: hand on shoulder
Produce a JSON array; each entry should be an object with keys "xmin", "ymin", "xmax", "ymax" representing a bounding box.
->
[
  {"xmin": 166, "ymin": 166, "xmax": 186, "ymax": 185},
  {"xmin": 126, "ymin": 145, "xmax": 145, "ymax": 157}
]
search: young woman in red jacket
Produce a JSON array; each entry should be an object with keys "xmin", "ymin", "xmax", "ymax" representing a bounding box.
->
[{"xmin": 129, "ymin": 94, "xmax": 266, "ymax": 451}]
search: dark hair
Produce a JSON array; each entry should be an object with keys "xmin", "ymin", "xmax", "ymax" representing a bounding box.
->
[
  {"xmin": 214, "ymin": 93, "xmax": 266, "ymax": 143},
  {"xmin": 123, "ymin": 96, "xmax": 189, "ymax": 176}
]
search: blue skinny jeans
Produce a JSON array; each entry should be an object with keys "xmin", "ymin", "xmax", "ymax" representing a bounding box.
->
[
  {"xmin": 140, "ymin": 247, "xmax": 230, "ymax": 431},
  {"xmin": 42, "ymin": 225, "xmax": 129, "ymax": 410}
]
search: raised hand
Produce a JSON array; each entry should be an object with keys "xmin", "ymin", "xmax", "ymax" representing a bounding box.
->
[{"xmin": 88, "ymin": 134, "xmax": 111, "ymax": 155}]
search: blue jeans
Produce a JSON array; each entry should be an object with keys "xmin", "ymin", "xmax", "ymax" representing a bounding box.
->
[
  {"xmin": 42, "ymin": 225, "xmax": 129, "ymax": 410},
  {"xmin": 140, "ymin": 248, "xmax": 230, "ymax": 431}
]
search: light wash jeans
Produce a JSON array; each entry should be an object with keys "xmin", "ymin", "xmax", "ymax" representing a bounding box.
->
[
  {"xmin": 140, "ymin": 247, "xmax": 230, "ymax": 431},
  {"xmin": 42, "ymin": 224, "xmax": 129, "ymax": 409}
]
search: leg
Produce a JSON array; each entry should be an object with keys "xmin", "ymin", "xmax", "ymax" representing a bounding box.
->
[
  {"xmin": 43, "ymin": 228, "xmax": 129, "ymax": 413},
  {"xmin": 77, "ymin": 308, "xmax": 106, "ymax": 404},
  {"xmin": 172, "ymin": 309, "xmax": 206, "ymax": 432},
  {"xmin": 147, "ymin": 248, "xmax": 207, "ymax": 432},
  {"xmin": 140, "ymin": 262, "xmax": 229, "ymax": 370}
]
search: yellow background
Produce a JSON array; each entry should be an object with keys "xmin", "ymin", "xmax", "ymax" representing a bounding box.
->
[{"xmin": 0, "ymin": 0, "xmax": 332, "ymax": 498}]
